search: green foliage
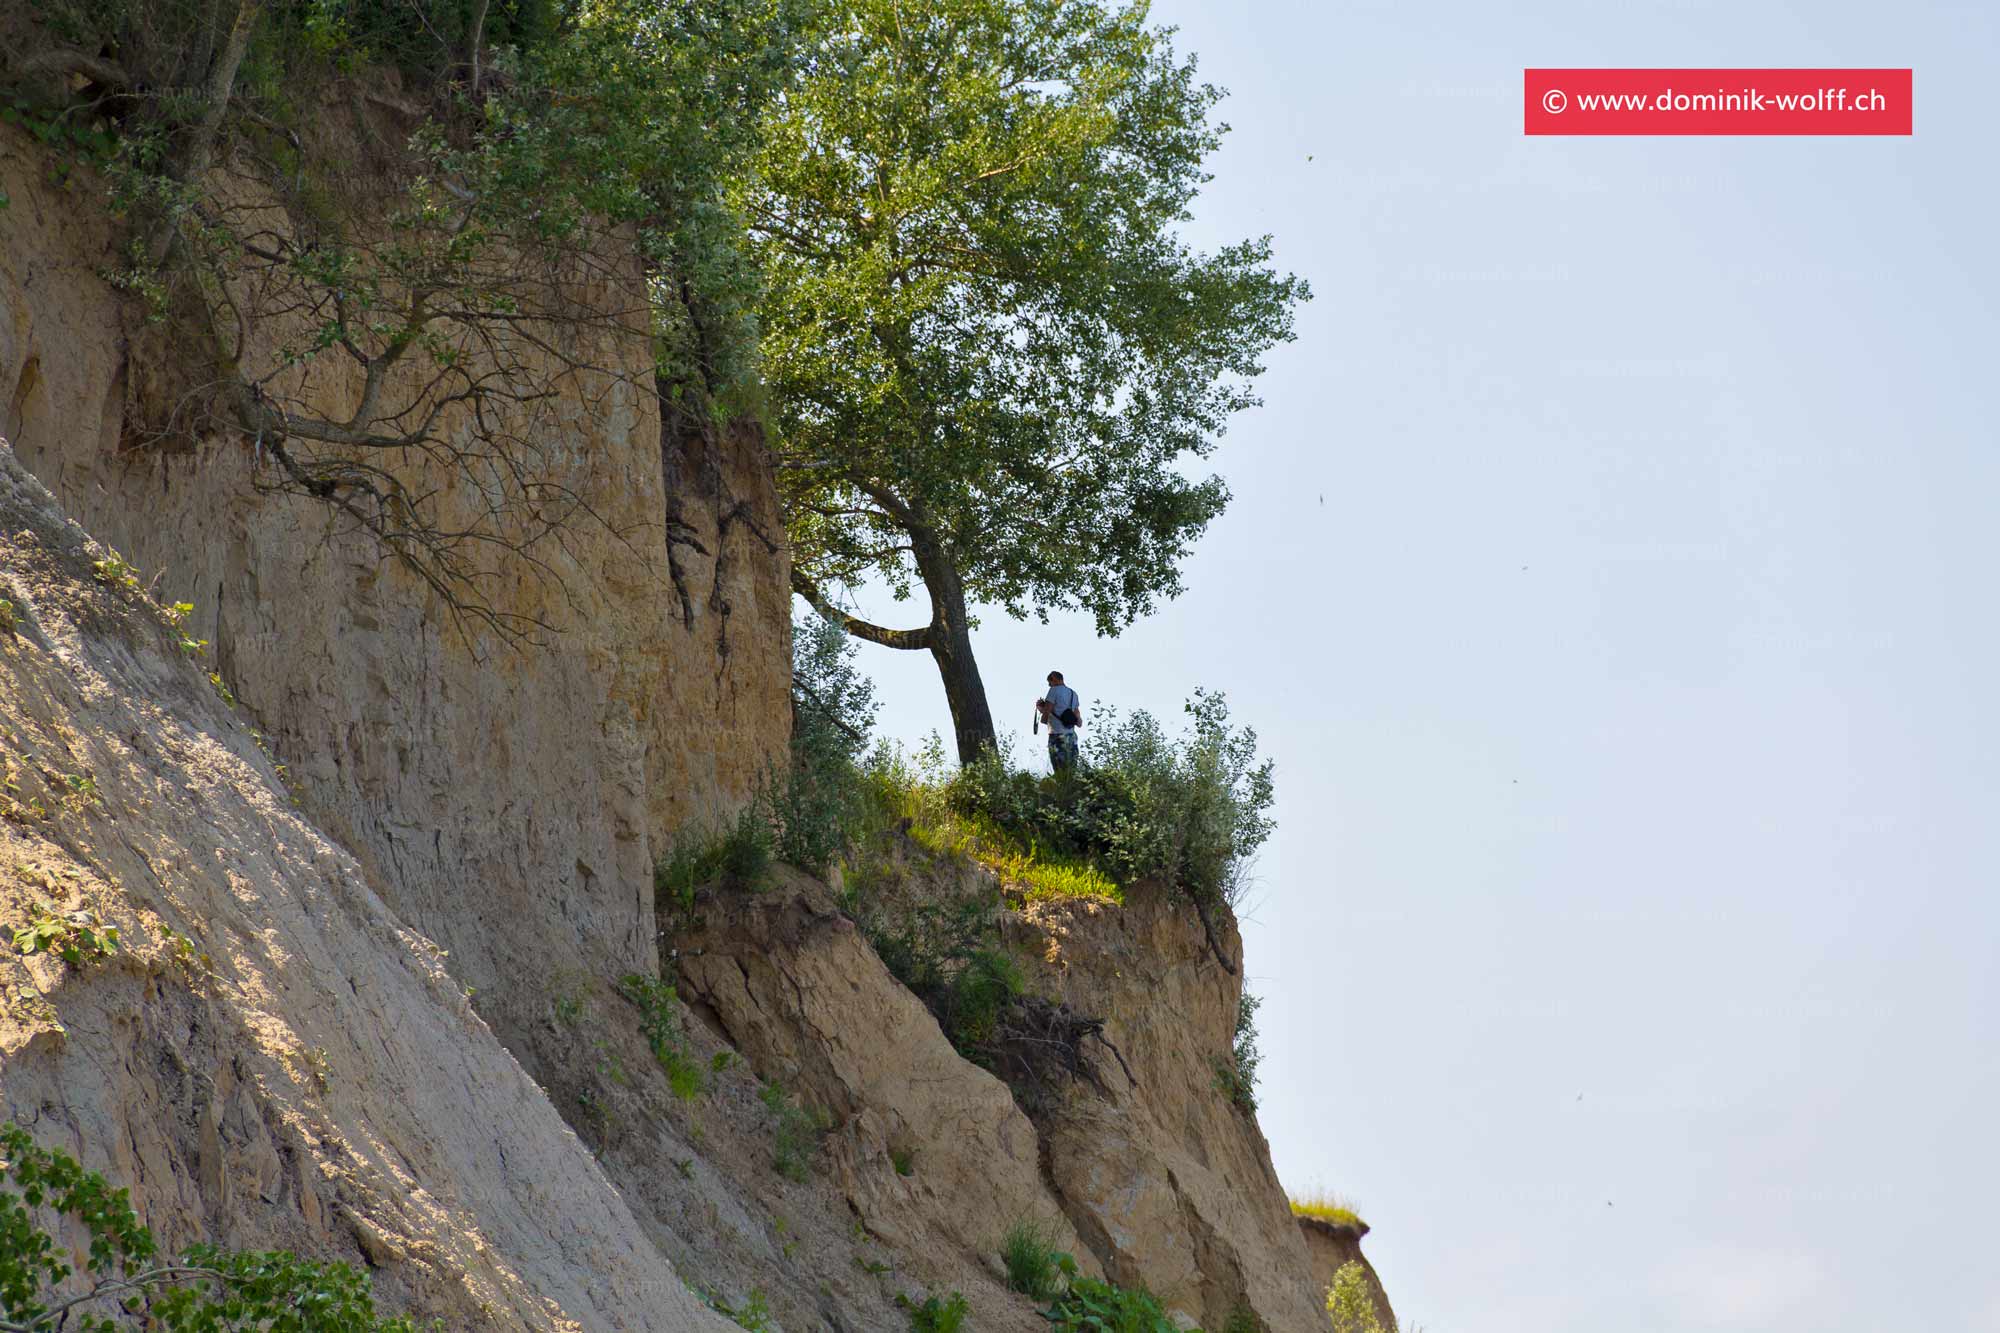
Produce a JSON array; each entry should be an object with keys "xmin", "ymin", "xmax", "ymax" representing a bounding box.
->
[
  {"xmin": 999, "ymin": 1218, "xmax": 1066, "ymax": 1302},
  {"xmin": 711, "ymin": 1286, "xmax": 774, "ymax": 1331},
  {"xmin": 894, "ymin": 691, "xmax": 1274, "ymax": 908},
  {"xmin": 757, "ymin": 1081, "xmax": 824, "ymax": 1183},
  {"xmin": 13, "ymin": 0, "xmax": 798, "ymax": 638},
  {"xmin": 1325, "ymin": 1261, "xmax": 1387, "ymax": 1333},
  {"xmin": 656, "ymin": 803, "xmax": 776, "ymax": 911},
  {"xmin": 890, "ymin": 1147, "xmax": 913, "ymax": 1176},
  {"xmin": 862, "ymin": 738, "xmax": 1120, "ymax": 904},
  {"xmin": 1221, "ymin": 1304, "xmax": 1263, "ymax": 1333},
  {"xmin": 752, "ymin": 0, "xmax": 1307, "ymax": 707},
  {"xmin": 0, "ymin": 95, "xmax": 120, "ymax": 167},
  {"xmin": 769, "ymin": 611, "xmax": 880, "ymax": 873},
  {"xmin": 617, "ymin": 972, "xmax": 706, "ymax": 1101},
  {"xmin": 1214, "ymin": 991, "xmax": 1262, "ymax": 1112},
  {"xmin": 0, "ymin": 1122, "xmax": 420, "ymax": 1331},
  {"xmin": 897, "ymin": 1289, "xmax": 969, "ymax": 1333},
  {"xmin": 1042, "ymin": 1274, "xmax": 1185, "ymax": 1333},
  {"xmin": 939, "ymin": 948, "xmax": 1023, "ymax": 1055},
  {"xmin": 0, "ymin": 597, "xmax": 15, "ymax": 632},
  {"xmin": 12, "ymin": 907, "xmax": 120, "ymax": 968},
  {"xmin": 89, "ymin": 552, "xmax": 139, "ymax": 591}
]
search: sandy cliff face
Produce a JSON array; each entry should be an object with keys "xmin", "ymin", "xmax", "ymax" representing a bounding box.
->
[
  {"xmin": 0, "ymin": 126, "xmax": 792, "ymax": 1083},
  {"xmin": 0, "ymin": 442, "xmax": 732, "ymax": 1330},
  {"xmin": 0, "ymin": 125, "xmax": 1394, "ymax": 1333},
  {"xmin": 1006, "ymin": 884, "xmax": 1330, "ymax": 1332}
]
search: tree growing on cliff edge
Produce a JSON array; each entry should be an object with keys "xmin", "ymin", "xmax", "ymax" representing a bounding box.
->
[{"xmin": 738, "ymin": 0, "xmax": 1306, "ymax": 762}]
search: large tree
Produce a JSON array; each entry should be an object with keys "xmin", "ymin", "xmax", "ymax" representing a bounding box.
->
[{"xmin": 739, "ymin": 0, "xmax": 1306, "ymax": 761}]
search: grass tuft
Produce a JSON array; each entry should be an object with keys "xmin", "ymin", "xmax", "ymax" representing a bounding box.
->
[
  {"xmin": 1289, "ymin": 1189, "xmax": 1366, "ymax": 1230},
  {"xmin": 1000, "ymin": 1218, "xmax": 1067, "ymax": 1302}
]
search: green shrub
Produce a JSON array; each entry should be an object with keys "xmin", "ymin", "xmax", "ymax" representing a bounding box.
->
[
  {"xmin": 0, "ymin": 1122, "xmax": 421, "ymax": 1330},
  {"xmin": 939, "ymin": 948, "xmax": 1024, "ymax": 1055},
  {"xmin": 1214, "ymin": 991, "xmax": 1263, "ymax": 1112},
  {"xmin": 897, "ymin": 1289, "xmax": 969, "ymax": 1332},
  {"xmin": 858, "ymin": 691, "xmax": 1271, "ymax": 913},
  {"xmin": 947, "ymin": 690, "xmax": 1273, "ymax": 908},
  {"xmin": 656, "ymin": 802, "xmax": 775, "ymax": 911},
  {"xmin": 11, "ymin": 907, "xmax": 119, "ymax": 969},
  {"xmin": 999, "ymin": 1218, "xmax": 1066, "ymax": 1301},
  {"xmin": 1221, "ymin": 1303, "xmax": 1263, "ymax": 1333},
  {"xmin": 1042, "ymin": 1275, "xmax": 1183, "ymax": 1333},
  {"xmin": 618, "ymin": 973, "xmax": 706, "ymax": 1100},
  {"xmin": 712, "ymin": 1287, "xmax": 774, "ymax": 1331},
  {"xmin": 758, "ymin": 1081, "xmax": 825, "ymax": 1183},
  {"xmin": 1326, "ymin": 1261, "xmax": 1386, "ymax": 1333},
  {"xmin": 771, "ymin": 612, "xmax": 879, "ymax": 873}
]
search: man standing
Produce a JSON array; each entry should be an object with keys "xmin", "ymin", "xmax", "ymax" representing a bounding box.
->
[{"xmin": 1040, "ymin": 670, "xmax": 1082, "ymax": 773}]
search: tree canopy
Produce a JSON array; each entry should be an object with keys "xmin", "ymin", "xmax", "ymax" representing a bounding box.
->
[{"xmin": 738, "ymin": 0, "xmax": 1307, "ymax": 758}]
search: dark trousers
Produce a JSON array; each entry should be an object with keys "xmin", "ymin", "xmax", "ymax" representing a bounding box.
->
[{"xmin": 1048, "ymin": 731, "xmax": 1079, "ymax": 772}]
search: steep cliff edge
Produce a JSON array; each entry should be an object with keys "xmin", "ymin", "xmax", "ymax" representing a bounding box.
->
[
  {"xmin": 1004, "ymin": 886, "xmax": 1329, "ymax": 1331},
  {"xmin": 0, "ymin": 121, "xmax": 1393, "ymax": 1332},
  {"xmin": 0, "ymin": 123, "xmax": 792, "ymax": 1094},
  {"xmin": 0, "ymin": 442, "xmax": 733, "ymax": 1330}
]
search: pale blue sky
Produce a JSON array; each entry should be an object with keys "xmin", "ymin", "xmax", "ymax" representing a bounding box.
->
[{"xmin": 829, "ymin": 2, "xmax": 1998, "ymax": 1328}]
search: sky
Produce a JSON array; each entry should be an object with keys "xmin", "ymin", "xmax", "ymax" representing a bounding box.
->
[{"xmin": 825, "ymin": 3, "xmax": 1999, "ymax": 1329}]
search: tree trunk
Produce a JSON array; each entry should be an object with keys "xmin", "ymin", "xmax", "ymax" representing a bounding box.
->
[
  {"xmin": 905, "ymin": 513, "xmax": 996, "ymax": 763},
  {"xmin": 928, "ymin": 597, "xmax": 996, "ymax": 764},
  {"xmin": 794, "ymin": 488, "xmax": 999, "ymax": 764}
]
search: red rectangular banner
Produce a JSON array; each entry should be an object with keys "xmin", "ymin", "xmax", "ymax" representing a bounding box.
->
[{"xmin": 1524, "ymin": 69, "xmax": 1913, "ymax": 135}]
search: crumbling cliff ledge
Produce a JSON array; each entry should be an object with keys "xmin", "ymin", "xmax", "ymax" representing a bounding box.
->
[{"xmin": 1298, "ymin": 1213, "xmax": 1397, "ymax": 1330}]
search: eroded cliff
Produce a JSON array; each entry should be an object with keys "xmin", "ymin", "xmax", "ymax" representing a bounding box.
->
[
  {"xmin": 0, "ymin": 443, "xmax": 734, "ymax": 1330},
  {"xmin": 0, "ymin": 119, "xmax": 1390, "ymax": 1332},
  {"xmin": 0, "ymin": 122, "xmax": 792, "ymax": 1093}
]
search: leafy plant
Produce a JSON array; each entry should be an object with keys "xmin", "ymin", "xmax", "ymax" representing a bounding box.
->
[
  {"xmin": 757, "ymin": 1081, "xmax": 825, "ymax": 1183},
  {"xmin": 1000, "ymin": 1218, "xmax": 1067, "ymax": 1302},
  {"xmin": 618, "ymin": 972, "xmax": 706, "ymax": 1100},
  {"xmin": 157, "ymin": 926, "xmax": 216, "ymax": 986},
  {"xmin": 1042, "ymin": 1274, "xmax": 1183, "ymax": 1333},
  {"xmin": 1214, "ymin": 991, "xmax": 1263, "ymax": 1112},
  {"xmin": 60, "ymin": 773, "xmax": 102, "ymax": 812},
  {"xmin": 89, "ymin": 551, "xmax": 140, "ymax": 590},
  {"xmin": 897, "ymin": 1289, "xmax": 969, "ymax": 1333},
  {"xmin": 711, "ymin": 1287, "xmax": 774, "ymax": 1332},
  {"xmin": 1326, "ymin": 1261, "xmax": 1387, "ymax": 1333},
  {"xmin": 656, "ymin": 802, "xmax": 775, "ymax": 913},
  {"xmin": 1221, "ymin": 1303, "xmax": 1264, "ymax": 1333},
  {"xmin": 890, "ymin": 1147, "xmax": 914, "ymax": 1177},
  {"xmin": 768, "ymin": 611, "xmax": 880, "ymax": 874},
  {"xmin": 0, "ymin": 1122, "xmax": 420, "ymax": 1330},
  {"xmin": 11, "ymin": 908, "xmax": 120, "ymax": 969},
  {"xmin": 939, "ymin": 948, "xmax": 1024, "ymax": 1057}
]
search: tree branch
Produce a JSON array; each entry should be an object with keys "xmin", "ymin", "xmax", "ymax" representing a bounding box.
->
[
  {"xmin": 9, "ymin": 48, "xmax": 132, "ymax": 88},
  {"xmin": 792, "ymin": 572, "xmax": 933, "ymax": 650}
]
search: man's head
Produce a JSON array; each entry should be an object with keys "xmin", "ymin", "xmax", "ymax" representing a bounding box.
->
[{"xmin": 1047, "ymin": 671, "xmax": 1064, "ymax": 686}]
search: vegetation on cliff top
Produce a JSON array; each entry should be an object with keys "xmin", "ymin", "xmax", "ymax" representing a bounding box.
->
[{"xmin": 1291, "ymin": 1189, "xmax": 1368, "ymax": 1232}]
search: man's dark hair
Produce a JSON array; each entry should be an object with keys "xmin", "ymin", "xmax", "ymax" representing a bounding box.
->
[{"xmin": 1048, "ymin": 671, "xmax": 1064, "ymax": 683}]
